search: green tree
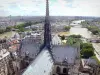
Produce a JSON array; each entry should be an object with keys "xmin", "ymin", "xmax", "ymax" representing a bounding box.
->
[
  {"xmin": 92, "ymin": 29, "xmax": 99, "ymax": 35},
  {"xmin": 0, "ymin": 29, "xmax": 5, "ymax": 34},
  {"xmin": 80, "ymin": 43, "xmax": 93, "ymax": 49},
  {"xmin": 81, "ymin": 48, "xmax": 94, "ymax": 58},
  {"xmin": 69, "ymin": 35, "xmax": 82, "ymax": 38},
  {"xmin": 64, "ymin": 26, "xmax": 71, "ymax": 31},
  {"xmin": 6, "ymin": 27, "xmax": 11, "ymax": 32},
  {"xmin": 24, "ymin": 21, "xmax": 32, "ymax": 27},
  {"xmin": 67, "ymin": 37, "xmax": 82, "ymax": 46},
  {"xmin": 87, "ymin": 26, "xmax": 100, "ymax": 35},
  {"xmin": 17, "ymin": 27, "xmax": 25, "ymax": 32},
  {"xmin": 80, "ymin": 43, "xmax": 94, "ymax": 58},
  {"xmin": 61, "ymin": 35, "xmax": 65, "ymax": 40}
]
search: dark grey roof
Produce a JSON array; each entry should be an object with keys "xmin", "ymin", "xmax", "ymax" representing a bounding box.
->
[
  {"xmin": 88, "ymin": 58, "xmax": 97, "ymax": 65},
  {"xmin": 21, "ymin": 40, "xmax": 40, "ymax": 59},
  {"xmin": 52, "ymin": 45, "xmax": 78, "ymax": 64},
  {"xmin": 83, "ymin": 58, "xmax": 97, "ymax": 65}
]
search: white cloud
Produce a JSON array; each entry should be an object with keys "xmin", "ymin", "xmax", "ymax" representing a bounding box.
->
[
  {"xmin": 0, "ymin": 0, "xmax": 100, "ymax": 16},
  {"xmin": 50, "ymin": 0, "xmax": 100, "ymax": 16}
]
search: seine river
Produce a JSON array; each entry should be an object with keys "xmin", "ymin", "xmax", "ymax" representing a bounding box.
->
[{"xmin": 70, "ymin": 20, "xmax": 100, "ymax": 61}]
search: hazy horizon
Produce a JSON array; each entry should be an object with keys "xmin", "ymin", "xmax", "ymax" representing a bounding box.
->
[{"xmin": 0, "ymin": 15, "xmax": 100, "ymax": 18}]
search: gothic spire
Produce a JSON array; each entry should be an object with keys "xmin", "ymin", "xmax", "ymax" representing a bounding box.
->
[{"xmin": 42, "ymin": 0, "xmax": 51, "ymax": 50}]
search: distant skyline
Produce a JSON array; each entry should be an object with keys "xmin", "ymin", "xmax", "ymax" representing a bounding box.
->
[{"xmin": 0, "ymin": 0, "xmax": 100, "ymax": 17}]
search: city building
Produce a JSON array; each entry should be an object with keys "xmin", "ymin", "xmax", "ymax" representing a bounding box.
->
[
  {"xmin": 0, "ymin": 39, "xmax": 10, "ymax": 75},
  {"xmin": 0, "ymin": 49, "xmax": 10, "ymax": 75}
]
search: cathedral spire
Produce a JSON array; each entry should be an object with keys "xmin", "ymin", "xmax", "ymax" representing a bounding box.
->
[
  {"xmin": 42, "ymin": 0, "xmax": 51, "ymax": 50},
  {"xmin": 46, "ymin": 0, "xmax": 49, "ymax": 18}
]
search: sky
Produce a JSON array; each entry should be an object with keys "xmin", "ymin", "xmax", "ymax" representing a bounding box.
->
[{"xmin": 0, "ymin": 0, "xmax": 100, "ymax": 16}]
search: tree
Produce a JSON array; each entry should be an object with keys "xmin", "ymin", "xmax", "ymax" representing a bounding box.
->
[
  {"xmin": 24, "ymin": 21, "xmax": 32, "ymax": 27},
  {"xmin": 0, "ymin": 29, "xmax": 5, "ymax": 34},
  {"xmin": 81, "ymin": 21, "xmax": 90, "ymax": 27},
  {"xmin": 81, "ymin": 48, "xmax": 94, "ymax": 58},
  {"xmin": 87, "ymin": 26, "xmax": 100, "ymax": 35},
  {"xmin": 64, "ymin": 26, "xmax": 71, "ymax": 31},
  {"xmin": 67, "ymin": 37, "xmax": 82, "ymax": 46},
  {"xmin": 92, "ymin": 29, "xmax": 99, "ymax": 35},
  {"xmin": 80, "ymin": 43, "xmax": 94, "ymax": 49},
  {"xmin": 17, "ymin": 27, "xmax": 25, "ymax": 32},
  {"xmin": 80, "ymin": 43, "xmax": 94, "ymax": 58},
  {"xmin": 6, "ymin": 27, "xmax": 11, "ymax": 32},
  {"xmin": 61, "ymin": 35, "xmax": 65, "ymax": 40},
  {"xmin": 69, "ymin": 35, "xmax": 82, "ymax": 38}
]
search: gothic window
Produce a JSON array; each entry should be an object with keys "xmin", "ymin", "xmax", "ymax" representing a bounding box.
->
[
  {"xmin": 63, "ymin": 68, "xmax": 67, "ymax": 73},
  {"xmin": 56, "ymin": 66, "xmax": 61, "ymax": 73}
]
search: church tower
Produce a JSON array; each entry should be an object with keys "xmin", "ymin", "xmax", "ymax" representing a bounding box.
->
[{"xmin": 41, "ymin": 0, "xmax": 52, "ymax": 50}]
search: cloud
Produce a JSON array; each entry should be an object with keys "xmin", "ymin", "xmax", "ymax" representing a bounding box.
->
[
  {"xmin": 0, "ymin": 0, "xmax": 100, "ymax": 16},
  {"xmin": 50, "ymin": 0, "xmax": 100, "ymax": 16}
]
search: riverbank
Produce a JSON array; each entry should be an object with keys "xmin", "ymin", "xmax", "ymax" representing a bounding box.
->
[{"xmin": 70, "ymin": 20, "xmax": 100, "ymax": 63}]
